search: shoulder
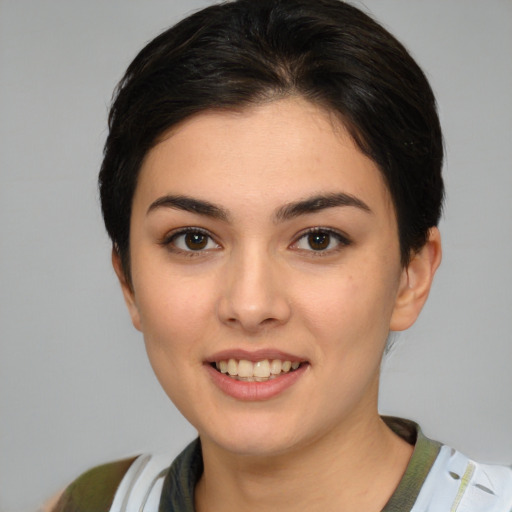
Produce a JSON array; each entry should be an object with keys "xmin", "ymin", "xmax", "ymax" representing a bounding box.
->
[
  {"xmin": 416, "ymin": 445, "xmax": 512, "ymax": 512},
  {"xmin": 51, "ymin": 456, "xmax": 138, "ymax": 512},
  {"xmin": 48, "ymin": 441, "xmax": 200, "ymax": 512},
  {"xmin": 383, "ymin": 417, "xmax": 512, "ymax": 512},
  {"xmin": 51, "ymin": 453, "xmax": 173, "ymax": 512}
]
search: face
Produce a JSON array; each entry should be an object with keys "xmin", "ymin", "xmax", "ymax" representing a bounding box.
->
[{"xmin": 119, "ymin": 98, "xmax": 422, "ymax": 457}]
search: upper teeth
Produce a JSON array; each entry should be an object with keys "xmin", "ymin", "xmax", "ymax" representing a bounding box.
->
[{"xmin": 215, "ymin": 359, "xmax": 301, "ymax": 380}]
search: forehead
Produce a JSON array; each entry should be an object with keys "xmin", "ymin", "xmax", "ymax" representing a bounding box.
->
[{"xmin": 135, "ymin": 97, "xmax": 394, "ymax": 219}]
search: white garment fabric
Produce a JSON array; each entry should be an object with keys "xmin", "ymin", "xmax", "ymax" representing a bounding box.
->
[
  {"xmin": 109, "ymin": 453, "xmax": 170, "ymax": 512},
  {"xmin": 412, "ymin": 445, "xmax": 512, "ymax": 511}
]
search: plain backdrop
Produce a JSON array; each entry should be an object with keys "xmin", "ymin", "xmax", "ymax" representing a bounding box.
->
[{"xmin": 1, "ymin": 1, "xmax": 511, "ymax": 511}]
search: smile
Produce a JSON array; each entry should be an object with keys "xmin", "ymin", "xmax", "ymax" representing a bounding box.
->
[
  {"xmin": 213, "ymin": 359, "xmax": 304, "ymax": 381},
  {"xmin": 206, "ymin": 354, "xmax": 309, "ymax": 400}
]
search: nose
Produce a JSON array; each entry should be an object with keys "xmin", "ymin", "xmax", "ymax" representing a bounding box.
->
[{"xmin": 216, "ymin": 245, "xmax": 291, "ymax": 333}]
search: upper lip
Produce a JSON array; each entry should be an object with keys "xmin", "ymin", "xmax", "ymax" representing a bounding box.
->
[{"xmin": 205, "ymin": 348, "xmax": 307, "ymax": 363}]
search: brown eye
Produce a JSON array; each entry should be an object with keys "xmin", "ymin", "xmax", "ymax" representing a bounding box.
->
[
  {"xmin": 184, "ymin": 232, "xmax": 208, "ymax": 250},
  {"xmin": 293, "ymin": 228, "xmax": 351, "ymax": 254},
  {"xmin": 307, "ymin": 232, "xmax": 330, "ymax": 250},
  {"xmin": 167, "ymin": 229, "xmax": 219, "ymax": 253}
]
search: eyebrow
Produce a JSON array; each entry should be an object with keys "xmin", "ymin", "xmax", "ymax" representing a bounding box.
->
[
  {"xmin": 146, "ymin": 192, "xmax": 371, "ymax": 223},
  {"xmin": 274, "ymin": 193, "xmax": 372, "ymax": 222},
  {"xmin": 147, "ymin": 195, "xmax": 230, "ymax": 221}
]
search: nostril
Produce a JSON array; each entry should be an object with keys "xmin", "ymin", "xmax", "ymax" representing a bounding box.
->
[{"xmin": 260, "ymin": 317, "xmax": 279, "ymax": 326}]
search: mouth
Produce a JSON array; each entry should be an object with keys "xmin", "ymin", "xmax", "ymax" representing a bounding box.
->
[{"xmin": 211, "ymin": 358, "xmax": 306, "ymax": 382}]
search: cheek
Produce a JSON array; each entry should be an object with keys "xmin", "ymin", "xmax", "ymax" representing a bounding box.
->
[
  {"xmin": 133, "ymin": 270, "xmax": 217, "ymax": 360},
  {"xmin": 294, "ymin": 259, "xmax": 400, "ymax": 350},
  {"xmin": 132, "ymin": 271, "xmax": 219, "ymax": 413}
]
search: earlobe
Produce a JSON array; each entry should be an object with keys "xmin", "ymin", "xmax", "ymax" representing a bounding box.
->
[
  {"xmin": 390, "ymin": 228, "xmax": 442, "ymax": 331},
  {"xmin": 111, "ymin": 249, "xmax": 142, "ymax": 332}
]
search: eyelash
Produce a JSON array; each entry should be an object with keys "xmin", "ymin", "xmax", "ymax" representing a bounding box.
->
[{"xmin": 160, "ymin": 227, "xmax": 351, "ymax": 257}]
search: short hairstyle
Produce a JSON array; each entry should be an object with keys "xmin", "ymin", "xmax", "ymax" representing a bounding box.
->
[{"xmin": 99, "ymin": 0, "xmax": 444, "ymax": 277}]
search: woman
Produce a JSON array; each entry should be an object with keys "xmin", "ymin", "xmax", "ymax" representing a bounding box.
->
[{"xmin": 49, "ymin": 0, "xmax": 512, "ymax": 510}]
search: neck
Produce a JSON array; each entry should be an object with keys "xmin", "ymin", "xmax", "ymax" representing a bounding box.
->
[{"xmin": 195, "ymin": 413, "xmax": 413, "ymax": 512}]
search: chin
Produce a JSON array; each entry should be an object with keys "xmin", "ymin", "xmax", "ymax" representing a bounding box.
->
[
  {"xmin": 195, "ymin": 410, "xmax": 314, "ymax": 458},
  {"xmin": 208, "ymin": 431, "xmax": 299, "ymax": 458}
]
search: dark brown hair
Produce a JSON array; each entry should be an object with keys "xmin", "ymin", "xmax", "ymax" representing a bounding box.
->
[{"xmin": 99, "ymin": 0, "xmax": 444, "ymax": 276}]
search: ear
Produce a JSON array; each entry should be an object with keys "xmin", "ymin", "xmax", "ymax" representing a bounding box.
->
[
  {"xmin": 112, "ymin": 249, "xmax": 142, "ymax": 332},
  {"xmin": 390, "ymin": 227, "xmax": 442, "ymax": 331}
]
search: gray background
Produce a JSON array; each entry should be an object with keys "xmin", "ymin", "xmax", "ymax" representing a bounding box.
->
[{"xmin": 1, "ymin": 1, "xmax": 511, "ymax": 511}]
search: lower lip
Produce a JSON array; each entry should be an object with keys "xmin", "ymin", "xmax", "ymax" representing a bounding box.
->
[{"xmin": 205, "ymin": 363, "xmax": 308, "ymax": 401}]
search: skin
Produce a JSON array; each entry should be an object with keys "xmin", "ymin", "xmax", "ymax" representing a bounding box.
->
[{"xmin": 113, "ymin": 97, "xmax": 441, "ymax": 512}]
